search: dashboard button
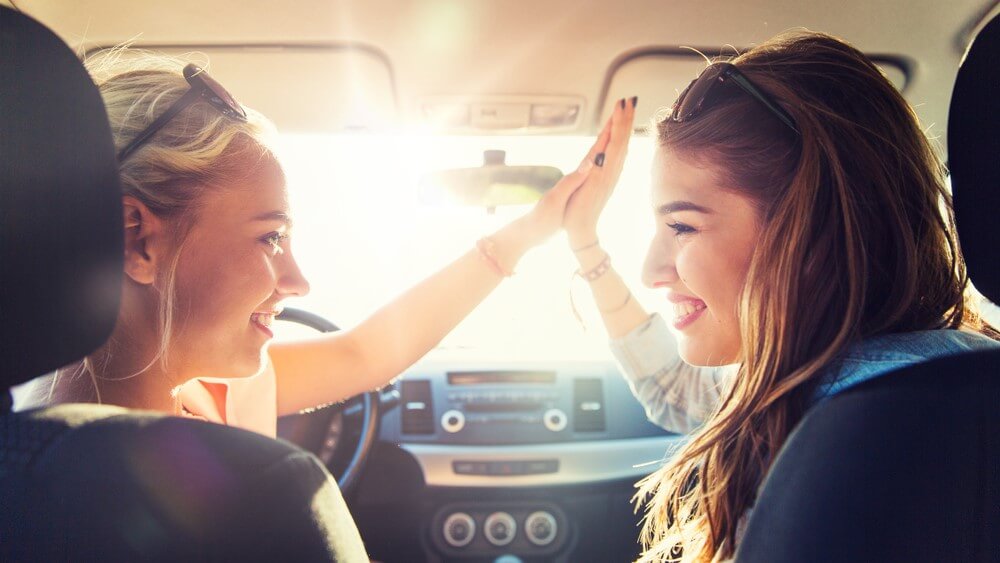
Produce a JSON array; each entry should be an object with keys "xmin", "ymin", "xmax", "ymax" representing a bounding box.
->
[
  {"xmin": 484, "ymin": 512, "xmax": 516, "ymax": 546},
  {"xmin": 453, "ymin": 461, "xmax": 475, "ymax": 474},
  {"xmin": 524, "ymin": 460, "xmax": 558, "ymax": 474},
  {"xmin": 441, "ymin": 409, "xmax": 466, "ymax": 433},
  {"xmin": 443, "ymin": 512, "xmax": 476, "ymax": 547},
  {"xmin": 525, "ymin": 511, "xmax": 557, "ymax": 546},
  {"xmin": 543, "ymin": 408, "xmax": 567, "ymax": 432}
]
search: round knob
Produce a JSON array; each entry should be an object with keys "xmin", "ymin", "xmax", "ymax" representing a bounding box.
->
[
  {"xmin": 543, "ymin": 408, "xmax": 567, "ymax": 432},
  {"xmin": 483, "ymin": 511, "xmax": 516, "ymax": 546},
  {"xmin": 441, "ymin": 409, "xmax": 465, "ymax": 433},
  {"xmin": 525, "ymin": 511, "xmax": 558, "ymax": 546},
  {"xmin": 442, "ymin": 512, "xmax": 475, "ymax": 547}
]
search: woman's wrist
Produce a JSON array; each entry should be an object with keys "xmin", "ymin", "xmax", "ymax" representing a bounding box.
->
[
  {"xmin": 486, "ymin": 218, "xmax": 534, "ymax": 275},
  {"xmin": 574, "ymin": 243, "xmax": 607, "ymax": 271},
  {"xmin": 567, "ymin": 229, "xmax": 598, "ymax": 250}
]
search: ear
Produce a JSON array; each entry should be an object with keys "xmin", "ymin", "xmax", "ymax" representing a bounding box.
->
[{"xmin": 122, "ymin": 196, "xmax": 167, "ymax": 285}]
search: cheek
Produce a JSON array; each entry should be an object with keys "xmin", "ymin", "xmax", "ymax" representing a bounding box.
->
[
  {"xmin": 173, "ymin": 244, "xmax": 273, "ymax": 320},
  {"xmin": 675, "ymin": 240, "xmax": 743, "ymax": 321}
]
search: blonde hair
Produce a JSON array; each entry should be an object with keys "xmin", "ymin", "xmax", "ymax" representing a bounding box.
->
[
  {"xmin": 54, "ymin": 50, "xmax": 279, "ymax": 400},
  {"xmin": 635, "ymin": 31, "xmax": 994, "ymax": 562}
]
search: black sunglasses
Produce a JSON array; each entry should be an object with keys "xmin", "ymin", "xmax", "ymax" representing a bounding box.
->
[
  {"xmin": 670, "ymin": 62, "xmax": 799, "ymax": 135},
  {"xmin": 117, "ymin": 64, "xmax": 248, "ymax": 163}
]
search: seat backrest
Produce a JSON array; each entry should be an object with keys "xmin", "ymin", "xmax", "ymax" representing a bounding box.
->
[
  {"xmin": 0, "ymin": 6, "xmax": 123, "ymax": 392},
  {"xmin": 0, "ymin": 7, "xmax": 368, "ymax": 560},
  {"xmin": 736, "ymin": 13, "xmax": 1000, "ymax": 563}
]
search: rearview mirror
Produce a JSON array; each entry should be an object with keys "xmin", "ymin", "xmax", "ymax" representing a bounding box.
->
[{"xmin": 419, "ymin": 150, "xmax": 563, "ymax": 209}]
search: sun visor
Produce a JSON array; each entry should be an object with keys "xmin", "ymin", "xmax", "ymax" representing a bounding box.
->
[
  {"xmin": 90, "ymin": 45, "xmax": 397, "ymax": 133},
  {"xmin": 601, "ymin": 51, "xmax": 907, "ymax": 134}
]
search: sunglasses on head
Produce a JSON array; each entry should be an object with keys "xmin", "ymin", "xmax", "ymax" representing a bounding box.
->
[
  {"xmin": 669, "ymin": 62, "xmax": 799, "ymax": 135},
  {"xmin": 117, "ymin": 63, "xmax": 248, "ymax": 163}
]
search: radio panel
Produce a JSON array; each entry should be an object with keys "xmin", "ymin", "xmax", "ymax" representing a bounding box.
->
[{"xmin": 382, "ymin": 362, "xmax": 669, "ymax": 445}]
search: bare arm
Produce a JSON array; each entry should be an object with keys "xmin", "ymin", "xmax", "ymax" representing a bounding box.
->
[
  {"xmin": 269, "ymin": 215, "xmax": 542, "ymax": 415},
  {"xmin": 268, "ymin": 103, "xmax": 634, "ymax": 415}
]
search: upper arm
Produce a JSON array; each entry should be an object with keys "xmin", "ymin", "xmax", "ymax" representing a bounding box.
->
[{"xmin": 268, "ymin": 331, "xmax": 369, "ymax": 416}]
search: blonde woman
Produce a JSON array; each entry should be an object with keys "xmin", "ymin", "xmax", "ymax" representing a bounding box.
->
[
  {"xmin": 17, "ymin": 53, "xmax": 637, "ymax": 437},
  {"xmin": 561, "ymin": 31, "xmax": 999, "ymax": 561}
]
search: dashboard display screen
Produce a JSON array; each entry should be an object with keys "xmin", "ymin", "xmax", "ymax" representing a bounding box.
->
[{"xmin": 447, "ymin": 371, "xmax": 556, "ymax": 385}]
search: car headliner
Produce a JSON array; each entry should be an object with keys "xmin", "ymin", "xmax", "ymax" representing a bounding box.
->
[{"xmin": 11, "ymin": 0, "xmax": 999, "ymax": 155}]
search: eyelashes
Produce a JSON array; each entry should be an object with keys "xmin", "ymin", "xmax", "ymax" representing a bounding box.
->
[
  {"xmin": 665, "ymin": 222, "xmax": 696, "ymax": 236},
  {"xmin": 261, "ymin": 232, "xmax": 290, "ymax": 255}
]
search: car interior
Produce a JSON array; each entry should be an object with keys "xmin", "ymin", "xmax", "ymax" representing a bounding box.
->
[{"xmin": 2, "ymin": 1, "xmax": 998, "ymax": 562}]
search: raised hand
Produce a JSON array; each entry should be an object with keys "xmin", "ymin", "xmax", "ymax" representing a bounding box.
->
[{"xmin": 564, "ymin": 97, "xmax": 637, "ymax": 248}]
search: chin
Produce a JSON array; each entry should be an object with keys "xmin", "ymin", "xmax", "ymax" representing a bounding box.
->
[
  {"xmin": 205, "ymin": 353, "xmax": 264, "ymax": 379},
  {"xmin": 678, "ymin": 339, "xmax": 738, "ymax": 367}
]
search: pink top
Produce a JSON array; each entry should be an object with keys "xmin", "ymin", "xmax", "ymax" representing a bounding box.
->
[{"xmin": 173, "ymin": 368, "xmax": 278, "ymax": 438}]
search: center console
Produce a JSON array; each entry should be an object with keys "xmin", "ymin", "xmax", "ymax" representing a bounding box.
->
[{"xmin": 375, "ymin": 361, "xmax": 683, "ymax": 562}]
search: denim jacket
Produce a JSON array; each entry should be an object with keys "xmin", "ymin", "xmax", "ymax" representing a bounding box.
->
[{"xmin": 610, "ymin": 313, "xmax": 1000, "ymax": 434}]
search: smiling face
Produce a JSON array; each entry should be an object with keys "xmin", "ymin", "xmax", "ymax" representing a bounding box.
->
[
  {"xmin": 642, "ymin": 149, "xmax": 762, "ymax": 366},
  {"xmin": 166, "ymin": 157, "xmax": 310, "ymax": 379}
]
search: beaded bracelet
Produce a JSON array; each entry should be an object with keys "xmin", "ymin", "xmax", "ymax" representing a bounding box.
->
[
  {"xmin": 577, "ymin": 253, "xmax": 611, "ymax": 282},
  {"xmin": 476, "ymin": 237, "xmax": 513, "ymax": 277}
]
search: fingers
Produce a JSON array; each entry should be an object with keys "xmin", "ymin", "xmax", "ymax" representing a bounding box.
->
[
  {"xmin": 578, "ymin": 116, "xmax": 613, "ymax": 172},
  {"xmin": 545, "ymin": 167, "xmax": 589, "ymax": 210},
  {"xmin": 578, "ymin": 97, "xmax": 636, "ymax": 175},
  {"xmin": 553, "ymin": 168, "xmax": 590, "ymax": 198},
  {"xmin": 605, "ymin": 96, "xmax": 637, "ymax": 174}
]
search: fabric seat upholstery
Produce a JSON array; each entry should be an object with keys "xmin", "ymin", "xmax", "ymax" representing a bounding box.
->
[
  {"xmin": 736, "ymin": 13, "xmax": 1000, "ymax": 563},
  {"xmin": 0, "ymin": 7, "xmax": 367, "ymax": 561}
]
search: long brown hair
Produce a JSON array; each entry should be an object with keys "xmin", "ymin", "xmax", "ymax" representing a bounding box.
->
[{"xmin": 635, "ymin": 31, "xmax": 990, "ymax": 561}]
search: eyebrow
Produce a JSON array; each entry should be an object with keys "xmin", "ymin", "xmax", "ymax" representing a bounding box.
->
[
  {"xmin": 656, "ymin": 201, "xmax": 714, "ymax": 216},
  {"xmin": 252, "ymin": 211, "xmax": 293, "ymax": 227}
]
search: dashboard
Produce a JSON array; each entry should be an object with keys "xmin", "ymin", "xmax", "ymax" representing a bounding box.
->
[{"xmin": 348, "ymin": 360, "xmax": 684, "ymax": 563}]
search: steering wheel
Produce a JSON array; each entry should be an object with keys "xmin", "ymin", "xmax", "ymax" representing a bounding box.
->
[{"xmin": 274, "ymin": 307, "xmax": 380, "ymax": 494}]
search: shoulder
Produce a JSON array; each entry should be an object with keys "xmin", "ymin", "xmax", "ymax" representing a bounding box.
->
[
  {"xmin": 814, "ymin": 329, "xmax": 1000, "ymax": 401},
  {"xmin": 843, "ymin": 329, "xmax": 999, "ymax": 362}
]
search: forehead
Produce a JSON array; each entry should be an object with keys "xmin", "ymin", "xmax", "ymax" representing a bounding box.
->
[
  {"xmin": 199, "ymin": 157, "xmax": 289, "ymax": 222},
  {"xmin": 650, "ymin": 149, "xmax": 725, "ymax": 204}
]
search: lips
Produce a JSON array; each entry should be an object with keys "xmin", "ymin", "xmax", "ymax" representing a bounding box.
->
[
  {"xmin": 250, "ymin": 309, "xmax": 281, "ymax": 338},
  {"xmin": 672, "ymin": 300, "xmax": 706, "ymax": 320},
  {"xmin": 663, "ymin": 291, "xmax": 707, "ymax": 330}
]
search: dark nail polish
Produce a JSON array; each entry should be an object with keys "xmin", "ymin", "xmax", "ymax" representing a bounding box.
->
[
  {"xmin": 595, "ymin": 153, "xmax": 605, "ymax": 167},
  {"xmin": 631, "ymin": 96, "xmax": 638, "ymax": 108},
  {"xmin": 619, "ymin": 98, "xmax": 626, "ymax": 109}
]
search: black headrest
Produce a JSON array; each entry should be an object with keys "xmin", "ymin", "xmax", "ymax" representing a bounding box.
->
[
  {"xmin": 949, "ymin": 13, "xmax": 1000, "ymax": 304},
  {"xmin": 0, "ymin": 7, "xmax": 123, "ymax": 386}
]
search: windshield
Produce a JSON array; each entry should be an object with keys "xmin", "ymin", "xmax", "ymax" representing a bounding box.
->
[{"xmin": 275, "ymin": 133, "xmax": 660, "ymax": 362}]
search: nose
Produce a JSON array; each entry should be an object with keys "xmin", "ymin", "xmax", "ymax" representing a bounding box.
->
[
  {"xmin": 275, "ymin": 247, "xmax": 311, "ymax": 298},
  {"xmin": 641, "ymin": 234, "xmax": 678, "ymax": 288}
]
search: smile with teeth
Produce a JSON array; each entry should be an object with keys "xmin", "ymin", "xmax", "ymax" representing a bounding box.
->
[
  {"xmin": 673, "ymin": 301, "xmax": 706, "ymax": 322},
  {"xmin": 250, "ymin": 311, "xmax": 278, "ymax": 328}
]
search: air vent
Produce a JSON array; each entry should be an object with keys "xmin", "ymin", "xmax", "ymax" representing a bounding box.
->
[
  {"xmin": 573, "ymin": 378, "xmax": 605, "ymax": 432},
  {"xmin": 401, "ymin": 379, "xmax": 435, "ymax": 434}
]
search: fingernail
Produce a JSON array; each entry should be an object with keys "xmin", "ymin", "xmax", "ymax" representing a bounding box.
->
[
  {"xmin": 595, "ymin": 152, "xmax": 605, "ymax": 167},
  {"xmin": 631, "ymin": 96, "xmax": 638, "ymax": 108},
  {"xmin": 619, "ymin": 98, "xmax": 625, "ymax": 110}
]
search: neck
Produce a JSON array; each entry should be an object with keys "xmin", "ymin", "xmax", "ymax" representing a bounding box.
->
[
  {"xmin": 52, "ymin": 343, "xmax": 183, "ymax": 414},
  {"xmin": 93, "ymin": 345, "xmax": 182, "ymax": 413},
  {"xmin": 51, "ymin": 291, "xmax": 186, "ymax": 413}
]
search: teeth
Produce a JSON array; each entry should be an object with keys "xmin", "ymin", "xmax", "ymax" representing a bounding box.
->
[
  {"xmin": 672, "ymin": 301, "xmax": 706, "ymax": 321},
  {"xmin": 251, "ymin": 313, "xmax": 275, "ymax": 328}
]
